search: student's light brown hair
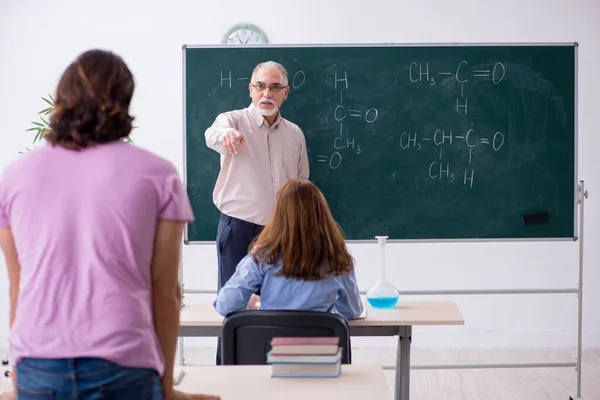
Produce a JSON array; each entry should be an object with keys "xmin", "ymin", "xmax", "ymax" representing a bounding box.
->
[{"xmin": 251, "ymin": 179, "xmax": 354, "ymax": 280}]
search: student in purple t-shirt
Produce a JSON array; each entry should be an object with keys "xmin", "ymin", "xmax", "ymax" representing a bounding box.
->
[{"xmin": 0, "ymin": 50, "xmax": 219, "ymax": 400}]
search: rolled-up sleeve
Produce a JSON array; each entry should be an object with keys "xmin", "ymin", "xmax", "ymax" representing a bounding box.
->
[
  {"xmin": 158, "ymin": 167, "xmax": 195, "ymax": 223},
  {"xmin": 205, "ymin": 112, "xmax": 237, "ymax": 155},
  {"xmin": 214, "ymin": 254, "xmax": 265, "ymax": 316},
  {"xmin": 334, "ymin": 269, "xmax": 364, "ymax": 320}
]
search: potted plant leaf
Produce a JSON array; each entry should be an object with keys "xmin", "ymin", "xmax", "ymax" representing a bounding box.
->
[{"xmin": 24, "ymin": 95, "xmax": 133, "ymax": 153}]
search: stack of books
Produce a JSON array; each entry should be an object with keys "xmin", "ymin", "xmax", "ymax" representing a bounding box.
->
[{"xmin": 267, "ymin": 337, "xmax": 343, "ymax": 378}]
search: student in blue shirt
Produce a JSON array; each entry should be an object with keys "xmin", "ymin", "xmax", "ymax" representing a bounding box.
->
[{"xmin": 214, "ymin": 179, "xmax": 364, "ymax": 320}]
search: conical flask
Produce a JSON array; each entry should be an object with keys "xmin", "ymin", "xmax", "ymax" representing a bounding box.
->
[{"xmin": 366, "ymin": 236, "xmax": 399, "ymax": 308}]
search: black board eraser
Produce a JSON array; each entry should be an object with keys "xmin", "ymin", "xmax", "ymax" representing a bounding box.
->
[{"xmin": 522, "ymin": 212, "xmax": 549, "ymax": 225}]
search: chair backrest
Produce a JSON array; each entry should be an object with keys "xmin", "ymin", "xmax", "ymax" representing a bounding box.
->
[{"xmin": 221, "ymin": 310, "xmax": 351, "ymax": 365}]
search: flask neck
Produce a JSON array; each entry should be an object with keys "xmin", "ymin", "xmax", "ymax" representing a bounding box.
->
[{"xmin": 379, "ymin": 245, "xmax": 386, "ymax": 278}]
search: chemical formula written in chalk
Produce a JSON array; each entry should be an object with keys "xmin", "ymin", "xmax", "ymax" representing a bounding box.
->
[
  {"xmin": 398, "ymin": 128, "xmax": 507, "ymax": 188},
  {"xmin": 408, "ymin": 60, "xmax": 507, "ymax": 115},
  {"xmin": 219, "ymin": 70, "xmax": 307, "ymax": 89},
  {"xmin": 309, "ymin": 70, "xmax": 377, "ymax": 170}
]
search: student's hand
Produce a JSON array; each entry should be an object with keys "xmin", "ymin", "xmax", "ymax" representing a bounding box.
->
[
  {"xmin": 0, "ymin": 392, "xmax": 15, "ymax": 400},
  {"xmin": 246, "ymin": 294, "xmax": 260, "ymax": 310},
  {"xmin": 167, "ymin": 389, "xmax": 220, "ymax": 400},
  {"xmin": 223, "ymin": 130, "xmax": 246, "ymax": 155}
]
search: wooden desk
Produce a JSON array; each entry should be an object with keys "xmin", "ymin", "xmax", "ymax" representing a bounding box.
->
[
  {"xmin": 177, "ymin": 365, "xmax": 392, "ymax": 400},
  {"xmin": 179, "ymin": 300, "xmax": 464, "ymax": 400}
]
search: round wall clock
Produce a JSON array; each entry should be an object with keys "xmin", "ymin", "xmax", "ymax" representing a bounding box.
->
[{"xmin": 222, "ymin": 23, "xmax": 269, "ymax": 45}]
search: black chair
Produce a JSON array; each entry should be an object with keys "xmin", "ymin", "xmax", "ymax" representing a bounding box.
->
[{"xmin": 221, "ymin": 310, "xmax": 351, "ymax": 365}]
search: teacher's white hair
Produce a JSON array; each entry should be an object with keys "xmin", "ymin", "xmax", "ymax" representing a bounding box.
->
[{"xmin": 251, "ymin": 61, "xmax": 289, "ymax": 85}]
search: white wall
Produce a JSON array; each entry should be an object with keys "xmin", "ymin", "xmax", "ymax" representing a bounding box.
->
[{"xmin": 1, "ymin": 0, "xmax": 598, "ymax": 350}]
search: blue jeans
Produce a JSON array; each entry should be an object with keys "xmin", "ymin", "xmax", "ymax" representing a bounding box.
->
[{"xmin": 16, "ymin": 358, "xmax": 162, "ymax": 399}]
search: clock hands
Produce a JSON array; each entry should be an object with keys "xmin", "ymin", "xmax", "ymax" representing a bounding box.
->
[{"xmin": 235, "ymin": 32, "xmax": 251, "ymax": 44}]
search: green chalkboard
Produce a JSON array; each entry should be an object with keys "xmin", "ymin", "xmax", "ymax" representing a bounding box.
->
[{"xmin": 182, "ymin": 43, "xmax": 577, "ymax": 242}]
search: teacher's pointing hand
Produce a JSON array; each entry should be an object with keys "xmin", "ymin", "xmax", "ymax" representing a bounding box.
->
[{"xmin": 223, "ymin": 130, "xmax": 246, "ymax": 155}]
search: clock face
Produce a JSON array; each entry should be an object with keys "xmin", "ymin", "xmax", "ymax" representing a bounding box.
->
[{"xmin": 223, "ymin": 24, "xmax": 268, "ymax": 45}]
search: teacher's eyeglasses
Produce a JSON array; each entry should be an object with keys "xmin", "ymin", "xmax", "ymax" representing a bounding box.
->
[{"xmin": 250, "ymin": 82, "xmax": 288, "ymax": 93}]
